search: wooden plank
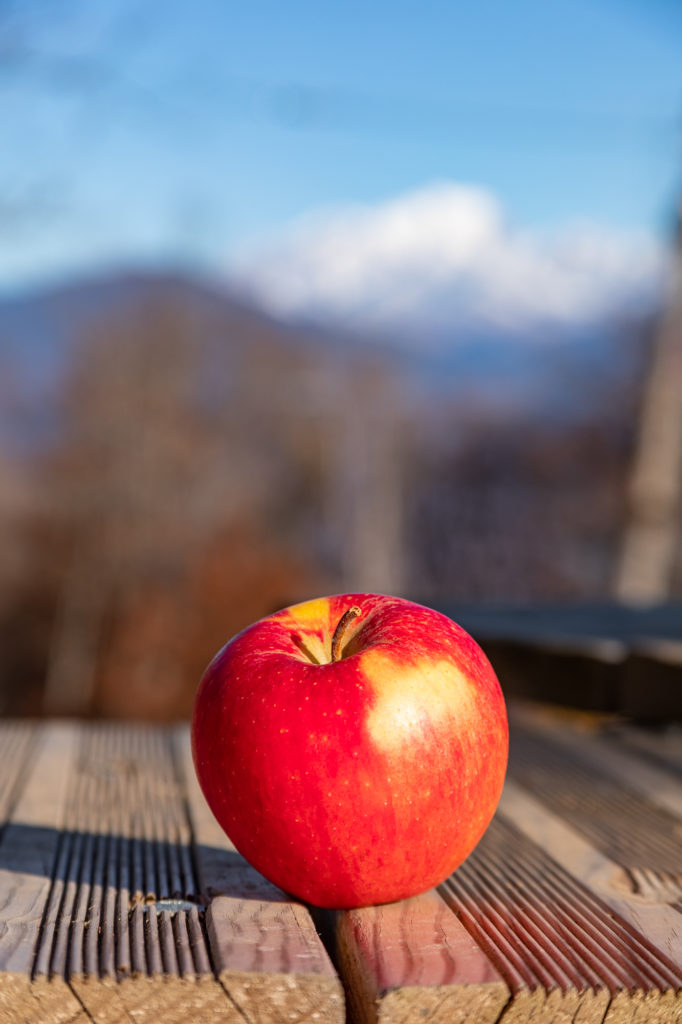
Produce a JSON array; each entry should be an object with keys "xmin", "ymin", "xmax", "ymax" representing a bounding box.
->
[
  {"xmin": 175, "ymin": 727, "xmax": 345, "ymax": 1024},
  {"xmin": 334, "ymin": 888, "xmax": 509, "ymax": 1024},
  {"xmin": 508, "ymin": 713, "xmax": 682, "ymax": 903},
  {"xmin": 0, "ymin": 722, "xmax": 35, "ymax": 832},
  {"xmin": 511, "ymin": 702, "xmax": 682, "ymax": 823},
  {"xmin": 1, "ymin": 721, "xmax": 341, "ymax": 1023},
  {"xmin": 442, "ymin": 601, "xmax": 682, "ymax": 646},
  {"xmin": 54, "ymin": 724, "xmax": 237, "ymax": 1024},
  {"xmin": 613, "ymin": 722, "xmax": 682, "ymax": 776},
  {"xmin": 621, "ymin": 640, "xmax": 682, "ymax": 722},
  {"xmin": 0, "ymin": 721, "xmax": 89, "ymax": 1024},
  {"xmin": 472, "ymin": 636, "xmax": 624, "ymax": 714},
  {"xmin": 446, "ymin": 808, "xmax": 682, "ymax": 1023},
  {"xmin": 499, "ymin": 780, "xmax": 682, "ymax": 993}
]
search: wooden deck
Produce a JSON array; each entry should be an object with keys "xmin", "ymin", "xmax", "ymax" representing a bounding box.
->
[
  {"xmin": 0, "ymin": 706, "xmax": 681, "ymax": 1023},
  {"xmin": 442, "ymin": 603, "xmax": 682, "ymax": 721}
]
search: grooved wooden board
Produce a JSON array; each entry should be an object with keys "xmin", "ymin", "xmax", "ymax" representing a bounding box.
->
[
  {"xmin": 331, "ymin": 705, "xmax": 682, "ymax": 1024},
  {"xmin": 335, "ymin": 888, "xmax": 509, "ymax": 1024},
  {"xmin": 1, "ymin": 712, "xmax": 681, "ymax": 1023},
  {"xmin": 0, "ymin": 722, "xmax": 342, "ymax": 1024}
]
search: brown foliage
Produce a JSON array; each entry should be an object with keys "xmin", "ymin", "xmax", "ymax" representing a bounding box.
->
[{"xmin": 95, "ymin": 523, "xmax": 320, "ymax": 720}]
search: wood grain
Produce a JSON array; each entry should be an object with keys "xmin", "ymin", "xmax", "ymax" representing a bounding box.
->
[
  {"xmin": 610, "ymin": 720, "xmax": 682, "ymax": 777},
  {"xmin": 176, "ymin": 727, "xmax": 345, "ymax": 1024},
  {"xmin": 499, "ymin": 782, "xmax": 682, "ymax": 988},
  {"xmin": 59, "ymin": 724, "xmax": 238, "ymax": 1024},
  {"xmin": 0, "ymin": 721, "xmax": 35, "ymax": 834},
  {"xmin": 511, "ymin": 703, "xmax": 682, "ymax": 824},
  {"xmin": 335, "ymin": 888, "xmax": 509, "ymax": 1024},
  {"xmin": 445, "ymin": 807, "xmax": 682, "ymax": 1023},
  {"xmin": 508, "ymin": 712, "xmax": 682, "ymax": 904},
  {"xmin": 0, "ymin": 722, "xmax": 343, "ymax": 1024},
  {"xmin": 0, "ymin": 721, "xmax": 88, "ymax": 1024}
]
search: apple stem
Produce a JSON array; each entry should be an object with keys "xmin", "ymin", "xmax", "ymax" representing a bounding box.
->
[{"xmin": 331, "ymin": 605, "xmax": 362, "ymax": 662}]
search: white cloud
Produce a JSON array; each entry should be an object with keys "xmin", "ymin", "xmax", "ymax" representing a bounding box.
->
[{"xmin": 229, "ymin": 183, "xmax": 668, "ymax": 341}]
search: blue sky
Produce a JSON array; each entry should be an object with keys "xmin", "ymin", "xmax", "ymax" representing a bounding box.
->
[{"xmin": 1, "ymin": 0, "xmax": 680, "ymax": 293}]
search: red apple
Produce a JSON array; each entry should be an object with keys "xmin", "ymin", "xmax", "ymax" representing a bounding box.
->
[{"xmin": 191, "ymin": 594, "xmax": 507, "ymax": 909}]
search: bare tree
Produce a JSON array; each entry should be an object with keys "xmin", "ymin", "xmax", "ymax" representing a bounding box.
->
[{"xmin": 41, "ymin": 294, "xmax": 246, "ymax": 713}]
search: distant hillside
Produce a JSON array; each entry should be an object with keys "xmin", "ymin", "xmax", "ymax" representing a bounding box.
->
[
  {"xmin": 0, "ymin": 269, "xmax": 328, "ymax": 391},
  {"xmin": 0, "ymin": 266, "xmax": 652, "ymax": 436},
  {"xmin": 0, "ymin": 269, "xmax": 362, "ymax": 449}
]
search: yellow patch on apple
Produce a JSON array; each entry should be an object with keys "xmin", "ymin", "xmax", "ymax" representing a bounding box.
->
[
  {"xmin": 284, "ymin": 596, "xmax": 330, "ymax": 628},
  {"xmin": 361, "ymin": 649, "xmax": 476, "ymax": 751},
  {"xmin": 279, "ymin": 596, "xmax": 332, "ymax": 663}
]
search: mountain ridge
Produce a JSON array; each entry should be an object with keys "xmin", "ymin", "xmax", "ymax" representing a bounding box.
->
[{"xmin": 0, "ymin": 265, "xmax": 651, "ymax": 429}]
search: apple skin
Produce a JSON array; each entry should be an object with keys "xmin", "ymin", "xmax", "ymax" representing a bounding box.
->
[{"xmin": 191, "ymin": 594, "xmax": 508, "ymax": 909}]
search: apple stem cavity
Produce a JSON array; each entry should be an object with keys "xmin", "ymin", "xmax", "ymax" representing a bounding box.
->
[{"xmin": 330, "ymin": 605, "xmax": 362, "ymax": 663}]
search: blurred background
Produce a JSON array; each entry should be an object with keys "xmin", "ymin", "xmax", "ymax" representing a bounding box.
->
[{"xmin": 1, "ymin": 0, "xmax": 681, "ymax": 719}]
